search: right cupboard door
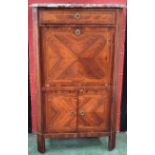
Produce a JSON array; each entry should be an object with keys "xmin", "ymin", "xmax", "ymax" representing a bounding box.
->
[{"xmin": 78, "ymin": 89, "xmax": 111, "ymax": 132}]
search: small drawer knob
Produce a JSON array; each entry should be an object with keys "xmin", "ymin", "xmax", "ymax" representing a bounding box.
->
[
  {"xmin": 75, "ymin": 29, "xmax": 81, "ymax": 36},
  {"xmin": 80, "ymin": 111, "xmax": 85, "ymax": 116},
  {"xmin": 74, "ymin": 12, "xmax": 80, "ymax": 19}
]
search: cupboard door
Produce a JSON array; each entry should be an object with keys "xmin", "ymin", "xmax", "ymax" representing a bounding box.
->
[
  {"xmin": 78, "ymin": 90, "xmax": 110, "ymax": 132},
  {"xmin": 41, "ymin": 26, "xmax": 114, "ymax": 87},
  {"xmin": 45, "ymin": 92, "xmax": 77, "ymax": 133}
]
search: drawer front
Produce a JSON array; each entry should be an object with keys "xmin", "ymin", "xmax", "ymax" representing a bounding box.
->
[
  {"xmin": 45, "ymin": 92, "xmax": 77, "ymax": 133},
  {"xmin": 78, "ymin": 89, "xmax": 111, "ymax": 132},
  {"xmin": 39, "ymin": 9, "xmax": 116, "ymax": 25}
]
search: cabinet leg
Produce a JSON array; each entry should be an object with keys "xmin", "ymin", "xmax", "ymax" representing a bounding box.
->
[
  {"xmin": 108, "ymin": 133, "xmax": 116, "ymax": 151},
  {"xmin": 37, "ymin": 134, "xmax": 45, "ymax": 153}
]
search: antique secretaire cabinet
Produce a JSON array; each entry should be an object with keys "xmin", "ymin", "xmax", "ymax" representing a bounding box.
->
[{"xmin": 32, "ymin": 4, "xmax": 124, "ymax": 153}]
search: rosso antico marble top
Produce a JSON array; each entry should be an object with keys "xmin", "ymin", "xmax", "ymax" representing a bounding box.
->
[{"xmin": 31, "ymin": 3, "xmax": 126, "ymax": 8}]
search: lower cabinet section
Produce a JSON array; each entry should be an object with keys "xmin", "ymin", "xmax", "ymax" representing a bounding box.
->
[{"xmin": 44, "ymin": 89, "xmax": 111, "ymax": 133}]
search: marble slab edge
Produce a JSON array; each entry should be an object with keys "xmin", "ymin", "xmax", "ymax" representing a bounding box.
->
[{"xmin": 30, "ymin": 3, "xmax": 126, "ymax": 9}]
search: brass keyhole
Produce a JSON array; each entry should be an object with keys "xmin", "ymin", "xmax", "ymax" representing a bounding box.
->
[
  {"xmin": 69, "ymin": 112, "xmax": 75, "ymax": 116},
  {"xmin": 74, "ymin": 12, "xmax": 80, "ymax": 19},
  {"xmin": 80, "ymin": 111, "xmax": 85, "ymax": 116},
  {"xmin": 79, "ymin": 88, "xmax": 85, "ymax": 93},
  {"xmin": 75, "ymin": 29, "xmax": 81, "ymax": 36}
]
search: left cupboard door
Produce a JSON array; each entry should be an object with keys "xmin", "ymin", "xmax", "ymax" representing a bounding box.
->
[{"xmin": 44, "ymin": 92, "xmax": 77, "ymax": 133}]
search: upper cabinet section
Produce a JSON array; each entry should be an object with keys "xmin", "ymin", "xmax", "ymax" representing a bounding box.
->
[{"xmin": 33, "ymin": 6, "xmax": 124, "ymax": 88}]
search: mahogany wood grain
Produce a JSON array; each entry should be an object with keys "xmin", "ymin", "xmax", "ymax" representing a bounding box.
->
[{"xmin": 32, "ymin": 7, "xmax": 124, "ymax": 153}]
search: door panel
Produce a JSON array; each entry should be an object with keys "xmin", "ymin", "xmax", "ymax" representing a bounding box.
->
[
  {"xmin": 78, "ymin": 90, "xmax": 110, "ymax": 132},
  {"xmin": 45, "ymin": 92, "xmax": 77, "ymax": 133},
  {"xmin": 41, "ymin": 26, "xmax": 114, "ymax": 87}
]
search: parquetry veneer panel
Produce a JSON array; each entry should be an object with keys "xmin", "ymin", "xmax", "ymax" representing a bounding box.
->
[{"xmin": 41, "ymin": 26, "xmax": 114, "ymax": 87}]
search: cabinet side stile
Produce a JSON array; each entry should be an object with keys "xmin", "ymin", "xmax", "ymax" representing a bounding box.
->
[
  {"xmin": 111, "ymin": 9, "xmax": 123, "ymax": 134},
  {"xmin": 32, "ymin": 7, "xmax": 43, "ymax": 134}
]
